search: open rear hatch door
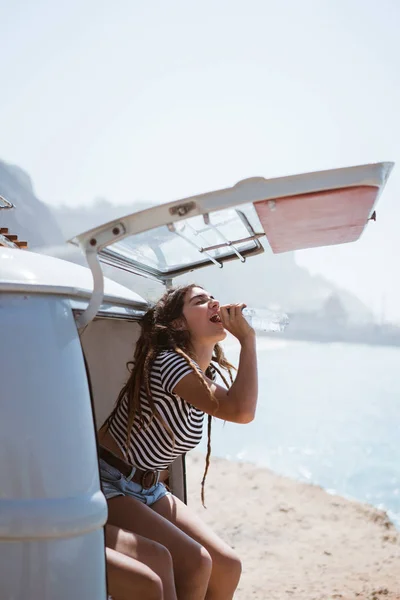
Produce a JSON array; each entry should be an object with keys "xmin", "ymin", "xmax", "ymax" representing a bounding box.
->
[{"xmin": 70, "ymin": 161, "xmax": 393, "ymax": 327}]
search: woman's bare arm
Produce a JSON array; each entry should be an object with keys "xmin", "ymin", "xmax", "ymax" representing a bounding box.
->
[{"xmin": 173, "ymin": 305, "xmax": 258, "ymax": 424}]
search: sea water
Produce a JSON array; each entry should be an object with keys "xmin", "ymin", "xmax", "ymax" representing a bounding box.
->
[{"xmin": 200, "ymin": 339, "xmax": 400, "ymax": 528}]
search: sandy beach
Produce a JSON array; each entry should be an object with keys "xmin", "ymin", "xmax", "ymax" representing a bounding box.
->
[{"xmin": 186, "ymin": 452, "xmax": 400, "ymax": 600}]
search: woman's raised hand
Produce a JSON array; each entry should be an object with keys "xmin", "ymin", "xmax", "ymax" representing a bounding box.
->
[{"xmin": 219, "ymin": 304, "xmax": 255, "ymax": 343}]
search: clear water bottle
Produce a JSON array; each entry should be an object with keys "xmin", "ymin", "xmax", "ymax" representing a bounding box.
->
[{"xmin": 242, "ymin": 307, "xmax": 289, "ymax": 333}]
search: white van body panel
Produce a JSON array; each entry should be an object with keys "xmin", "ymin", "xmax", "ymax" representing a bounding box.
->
[
  {"xmin": 0, "ymin": 247, "xmax": 148, "ymax": 308},
  {"xmin": 0, "ymin": 531, "xmax": 106, "ymax": 599},
  {"xmin": 0, "ymin": 292, "xmax": 108, "ymax": 599}
]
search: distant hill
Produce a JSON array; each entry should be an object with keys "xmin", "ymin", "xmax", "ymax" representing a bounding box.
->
[
  {"xmin": 0, "ymin": 160, "xmax": 63, "ymax": 247},
  {"xmin": 52, "ymin": 197, "xmax": 154, "ymax": 241},
  {"xmin": 0, "ymin": 159, "xmax": 373, "ymax": 323},
  {"xmin": 177, "ymin": 249, "xmax": 373, "ymax": 323}
]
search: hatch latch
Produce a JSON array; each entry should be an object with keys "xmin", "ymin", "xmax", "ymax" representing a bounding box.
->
[{"xmin": 169, "ymin": 201, "xmax": 196, "ymax": 217}]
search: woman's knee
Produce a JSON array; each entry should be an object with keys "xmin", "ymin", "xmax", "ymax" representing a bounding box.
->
[
  {"xmin": 107, "ymin": 551, "xmax": 164, "ymax": 600},
  {"xmin": 177, "ymin": 542, "xmax": 212, "ymax": 586},
  {"xmin": 133, "ymin": 570, "xmax": 163, "ymax": 600},
  {"xmin": 146, "ymin": 575, "xmax": 164, "ymax": 600},
  {"xmin": 212, "ymin": 548, "xmax": 242, "ymax": 588},
  {"xmin": 148, "ymin": 539, "xmax": 174, "ymax": 572},
  {"xmin": 198, "ymin": 546, "xmax": 213, "ymax": 580}
]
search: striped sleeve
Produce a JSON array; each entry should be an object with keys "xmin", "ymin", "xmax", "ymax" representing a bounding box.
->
[{"xmin": 159, "ymin": 351, "xmax": 196, "ymax": 394}]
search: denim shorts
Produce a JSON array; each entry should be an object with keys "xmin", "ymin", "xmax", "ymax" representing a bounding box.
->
[{"xmin": 99, "ymin": 458, "xmax": 171, "ymax": 506}]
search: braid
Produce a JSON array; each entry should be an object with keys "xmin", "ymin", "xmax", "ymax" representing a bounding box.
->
[
  {"xmin": 210, "ymin": 363, "xmax": 231, "ymax": 389},
  {"xmin": 197, "ymin": 344, "xmax": 235, "ymax": 507},
  {"xmin": 172, "ymin": 346, "xmax": 223, "ymax": 508},
  {"xmin": 174, "ymin": 346, "xmax": 219, "ymax": 410},
  {"xmin": 201, "ymin": 414, "xmax": 213, "ymax": 508},
  {"xmin": 212, "ymin": 343, "xmax": 236, "ymax": 385}
]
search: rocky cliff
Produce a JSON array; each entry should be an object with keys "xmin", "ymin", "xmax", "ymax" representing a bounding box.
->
[{"xmin": 0, "ymin": 160, "xmax": 63, "ymax": 247}]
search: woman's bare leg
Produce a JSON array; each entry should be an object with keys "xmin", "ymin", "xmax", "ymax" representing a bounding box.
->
[
  {"xmin": 152, "ymin": 494, "xmax": 242, "ymax": 600},
  {"xmin": 106, "ymin": 524, "xmax": 177, "ymax": 600},
  {"xmin": 107, "ymin": 496, "xmax": 212, "ymax": 600},
  {"xmin": 106, "ymin": 547, "xmax": 163, "ymax": 600}
]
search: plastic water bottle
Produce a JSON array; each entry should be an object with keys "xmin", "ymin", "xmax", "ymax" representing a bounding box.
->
[{"xmin": 242, "ymin": 307, "xmax": 289, "ymax": 333}]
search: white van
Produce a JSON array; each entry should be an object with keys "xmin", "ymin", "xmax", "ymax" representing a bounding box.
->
[{"xmin": 0, "ymin": 162, "xmax": 394, "ymax": 599}]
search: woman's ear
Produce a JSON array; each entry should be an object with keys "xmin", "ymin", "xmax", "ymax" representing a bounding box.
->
[{"xmin": 171, "ymin": 317, "xmax": 186, "ymax": 331}]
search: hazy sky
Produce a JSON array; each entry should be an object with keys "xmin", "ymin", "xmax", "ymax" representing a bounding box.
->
[{"xmin": 1, "ymin": 0, "xmax": 399, "ymax": 321}]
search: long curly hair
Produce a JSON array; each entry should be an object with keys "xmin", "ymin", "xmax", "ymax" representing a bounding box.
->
[{"xmin": 104, "ymin": 283, "xmax": 235, "ymax": 506}]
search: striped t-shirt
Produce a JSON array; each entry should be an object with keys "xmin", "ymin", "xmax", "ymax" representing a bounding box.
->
[{"xmin": 108, "ymin": 350, "xmax": 215, "ymax": 471}]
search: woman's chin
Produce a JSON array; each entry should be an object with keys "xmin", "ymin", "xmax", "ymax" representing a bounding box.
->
[
  {"xmin": 193, "ymin": 326, "xmax": 227, "ymax": 344},
  {"xmin": 215, "ymin": 329, "xmax": 228, "ymax": 342}
]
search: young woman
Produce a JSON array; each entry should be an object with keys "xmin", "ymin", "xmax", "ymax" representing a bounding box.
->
[{"xmin": 98, "ymin": 284, "xmax": 258, "ymax": 599}]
